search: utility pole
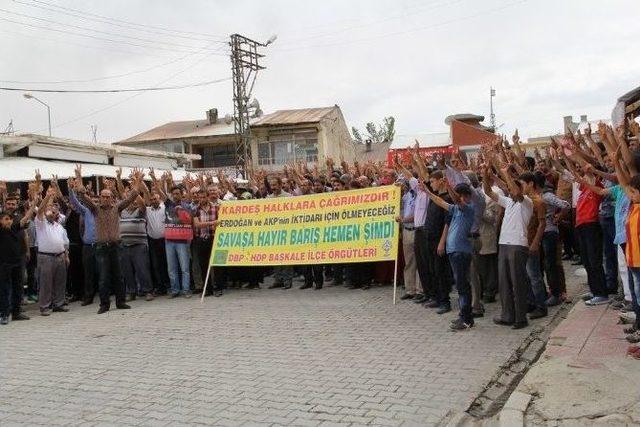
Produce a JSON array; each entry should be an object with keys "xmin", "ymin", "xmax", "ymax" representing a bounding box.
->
[
  {"xmin": 1, "ymin": 119, "xmax": 14, "ymax": 135},
  {"xmin": 489, "ymin": 87, "xmax": 496, "ymax": 131},
  {"xmin": 90, "ymin": 125, "xmax": 98, "ymax": 144},
  {"xmin": 229, "ymin": 33, "xmax": 276, "ymax": 178}
]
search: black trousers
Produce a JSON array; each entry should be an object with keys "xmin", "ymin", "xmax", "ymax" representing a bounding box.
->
[
  {"xmin": 25, "ymin": 247, "xmax": 37, "ymax": 296},
  {"xmin": 194, "ymin": 237, "xmax": 222, "ymax": 292},
  {"xmin": 414, "ymin": 228, "xmax": 435, "ymax": 299},
  {"xmin": 148, "ymin": 237, "xmax": 170, "ymax": 294},
  {"xmin": 67, "ymin": 243, "xmax": 84, "ymax": 299},
  {"xmin": 476, "ymin": 253, "xmax": 498, "ymax": 300},
  {"xmin": 304, "ymin": 265, "xmax": 324, "ymax": 287},
  {"xmin": 0, "ymin": 262, "xmax": 23, "ymax": 317},
  {"xmin": 95, "ymin": 243, "xmax": 126, "ymax": 309},
  {"xmin": 332, "ymin": 264, "xmax": 345, "ymax": 284},
  {"xmin": 576, "ymin": 222, "xmax": 607, "ymax": 298},
  {"xmin": 347, "ymin": 263, "xmax": 373, "ymax": 286},
  {"xmin": 82, "ymin": 244, "xmax": 98, "ymax": 302},
  {"xmin": 426, "ymin": 238, "xmax": 452, "ymax": 305}
]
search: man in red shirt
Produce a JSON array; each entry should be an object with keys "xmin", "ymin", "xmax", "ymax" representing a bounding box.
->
[{"xmin": 566, "ymin": 159, "xmax": 609, "ymax": 305}]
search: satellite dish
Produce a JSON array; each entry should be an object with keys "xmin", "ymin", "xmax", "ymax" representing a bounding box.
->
[
  {"xmin": 224, "ymin": 113, "xmax": 233, "ymax": 124},
  {"xmin": 248, "ymin": 98, "xmax": 260, "ymax": 110}
]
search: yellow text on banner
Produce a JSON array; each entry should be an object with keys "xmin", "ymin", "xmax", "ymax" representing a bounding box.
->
[{"xmin": 209, "ymin": 185, "xmax": 401, "ymax": 266}]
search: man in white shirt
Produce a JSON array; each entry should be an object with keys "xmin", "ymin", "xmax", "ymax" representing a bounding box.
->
[
  {"xmin": 146, "ymin": 190, "xmax": 169, "ymax": 295},
  {"xmin": 35, "ymin": 189, "xmax": 70, "ymax": 316},
  {"xmin": 483, "ymin": 167, "xmax": 534, "ymax": 330}
]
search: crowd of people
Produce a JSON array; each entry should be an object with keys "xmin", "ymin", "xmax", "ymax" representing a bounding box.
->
[{"xmin": 1, "ymin": 122, "xmax": 639, "ymax": 341}]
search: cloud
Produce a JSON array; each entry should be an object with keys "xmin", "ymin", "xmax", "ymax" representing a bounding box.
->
[{"xmin": 1, "ymin": 0, "xmax": 639, "ymax": 143}]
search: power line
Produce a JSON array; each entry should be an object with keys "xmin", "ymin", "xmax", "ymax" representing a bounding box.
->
[
  {"xmin": 1, "ymin": 45, "xmax": 216, "ymax": 84},
  {"xmin": 0, "ymin": 9, "xmax": 229, "ymax": 54},
  {"xmin": 279, "ymin": 0, "xmax": 465, "ymax": 46},
  {"xmin": 276, "ymin": 0, "xmax": 527, "ymax": 52},
  {"xmin": 13, "ymin": 0, "xmax": 228, "ymax": 42},
  {"xmin": 0, "ymin": 16, "xmax": 229, "ymax": 55},
  {"xmin": 0, "ymin": 27, "xmax": 171, "ymax": 58},
  {"xmin": 26, "ymin": 45, "xmax": 230, "ymax": 134},
  {"xmin": 0, "ymin": 78, "xmax": 232, "ymax": 93}
]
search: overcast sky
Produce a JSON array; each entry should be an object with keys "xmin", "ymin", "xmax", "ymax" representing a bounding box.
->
[{"xmin": 1, "ymin": 0, "xmax": 639, "ymax": 144}]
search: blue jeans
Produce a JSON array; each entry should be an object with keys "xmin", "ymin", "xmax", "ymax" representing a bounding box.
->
[
  {"xmin": 449, "ymin": 251, "xmax": 472, "ymax": 324},
  {"xmin": 600, "ymin": 216, "xmax": 618, "ymax": 294},
  {"xmin": 526, "ymin": 253, "xmax": 546, "ymax": 310},
  {"xmin": 165, "ymin": 240, "xmax": 191, "ymax": 295}
]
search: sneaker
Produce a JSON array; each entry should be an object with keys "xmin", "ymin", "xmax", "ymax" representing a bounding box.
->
[
  {"xmin": 546, "ymin": 295, "xmax": 560, "ymax": 307},
  {"xmin": 97, "ymin": 306, "xmax": 109, "ymax": 314},
  {"xmin": 400, "ymin": 293, "xmax": 414, "ymax": 300},
  {"xmin": 40, "ymin": 309, "xmax": 51, "ymax": 316},
  {"xmin": 168, "ymin": 293, "xmax": 180, "ymax": 299},
  {"xmin": 436, "ymin": 305, "xmax": 452, "ymax": 315},
  {"xmin": 621, "ymin": 302, "xmax": 634, "ymax": 313},
  {"xmin": 424, "ymin": 300, "xmax": 440, "ymax": 308},
  {"xmin": 183, "ymin": 293, "xmax": 192, "ymax": 299},
  {"xmin": 581, "ymin": 292, "xmax": 594, "ymax": 302},
  {"xmin": 413, "ymin": 294, "xmax": 427, "ymax": 304},
  {"xmin": 493, "ymin": 316, "xmax": 513, "ymax": 326},
  {"xmin": 116, "ymin": 303, "xmax": 131, "ymax": 310},
  {"xmin": 611, "ymin": 300, "xmax": 625, "ymax": 309},
  {"xmin": 585, "ymin": 296, "xmax": 610, "ymax": 306},
  {"xmin": 512, "ymin": 321, "xmax": 529, "ymax": 330},
  {"xmin": 0, "ymin": 316, "xmax": 8, "ymax": 325},
  {"xmin": 529, "ymin": 308, "xmax": 548, "ymax": 320},
  {"xmin": 52, "ymin": 306, "xmax": 69, "ymax": 313},
  {"xmin": 268, "ymin": 282, "xmax": 284, "ymax": 289},
  {"xmin": 626, "ymin": 331, "xmax": 640, "ymax": 344},
  {"xmin": 12, "ymin": 313, "xmax": 30, "ymax": 321},
  {"xmin": 450, "ymin": 318, "xmax": 473, "ymax": 331},
  {"xmin": 145, "ymin": 293, "xmax": 154, "ymax": 301}
]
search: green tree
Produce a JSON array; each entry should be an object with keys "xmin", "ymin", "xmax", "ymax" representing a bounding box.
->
[{"xmin": 352, "ymin": 116, "xmax": 395, "ymax": 144}]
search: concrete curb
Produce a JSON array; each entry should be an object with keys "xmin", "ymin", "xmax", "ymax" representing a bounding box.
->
[{"xmin": 498, "ymin": 391, "xmax": 532, "ymax": 427}]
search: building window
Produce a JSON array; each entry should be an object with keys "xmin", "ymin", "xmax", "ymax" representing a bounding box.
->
[
  {"xmin": 202, "ymin": 143, "xmax": 236, "ymax": 168},
  {"xmin": 257, "ymin": 130, "xmax": 318, "ymax": 166}
]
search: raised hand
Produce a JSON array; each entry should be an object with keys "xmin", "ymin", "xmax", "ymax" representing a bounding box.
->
[
  {"xmin": 116, "ymin": 167, "xmax": 122, "ymax": 179},
  {"xmin": 74, "ymin": 164, "xmax": 82, "ymax": 179},
  {"xmin": 34, "ymin": 169, "xmax": 42, "ymax": 182}
]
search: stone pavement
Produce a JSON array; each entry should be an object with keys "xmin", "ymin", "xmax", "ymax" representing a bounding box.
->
[
  {"xmin": 516, "ymin": 301, "xmax": 640, "ymax": 426},
  {"xmin": 1, "ymin": 279, "xmax": 561, "ymax": 427}
]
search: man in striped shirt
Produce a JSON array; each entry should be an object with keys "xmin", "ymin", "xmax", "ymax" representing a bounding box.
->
[{"xmin": 120, "ymin": 189, "xmax": 154, "ymax": 302}]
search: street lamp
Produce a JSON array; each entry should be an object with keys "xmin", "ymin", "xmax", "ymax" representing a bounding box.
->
[{"xmin": 23, "ymin": 93, "xmax": 51, "ymax": 136}]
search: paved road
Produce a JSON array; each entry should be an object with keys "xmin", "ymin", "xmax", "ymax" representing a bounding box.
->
[{"xmin": 0, "ymin": 281, "xmax": 554, "ymax": 426}]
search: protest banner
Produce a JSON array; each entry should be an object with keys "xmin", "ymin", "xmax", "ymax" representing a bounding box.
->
[{"xmin": 208, "ymin": 185, "xmax": 401, "ymax": 267}]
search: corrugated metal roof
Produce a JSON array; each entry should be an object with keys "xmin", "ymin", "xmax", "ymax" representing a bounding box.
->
[
  {"xmin": 121, "ymin": 119, "xmax": 236, "ymax": 143},
  {"xmin": 0, "ymin": 157, "xmax": 193, "ymax": 183},
  {"xmin": 252, "ymin": 107, "xmax": 337, "ymax": 126},
  {"xmin": 1, "ymin": 134, "xmax": 199, "ymax": 161}
]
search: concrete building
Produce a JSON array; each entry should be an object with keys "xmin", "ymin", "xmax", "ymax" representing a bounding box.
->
[
  {"xmin": 116, "ymin": 105, "xmax": 354, "ymax": 171},
  {"xmin": 522, "ymin": 114, "xmax": 610, "ymax": 156}
]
